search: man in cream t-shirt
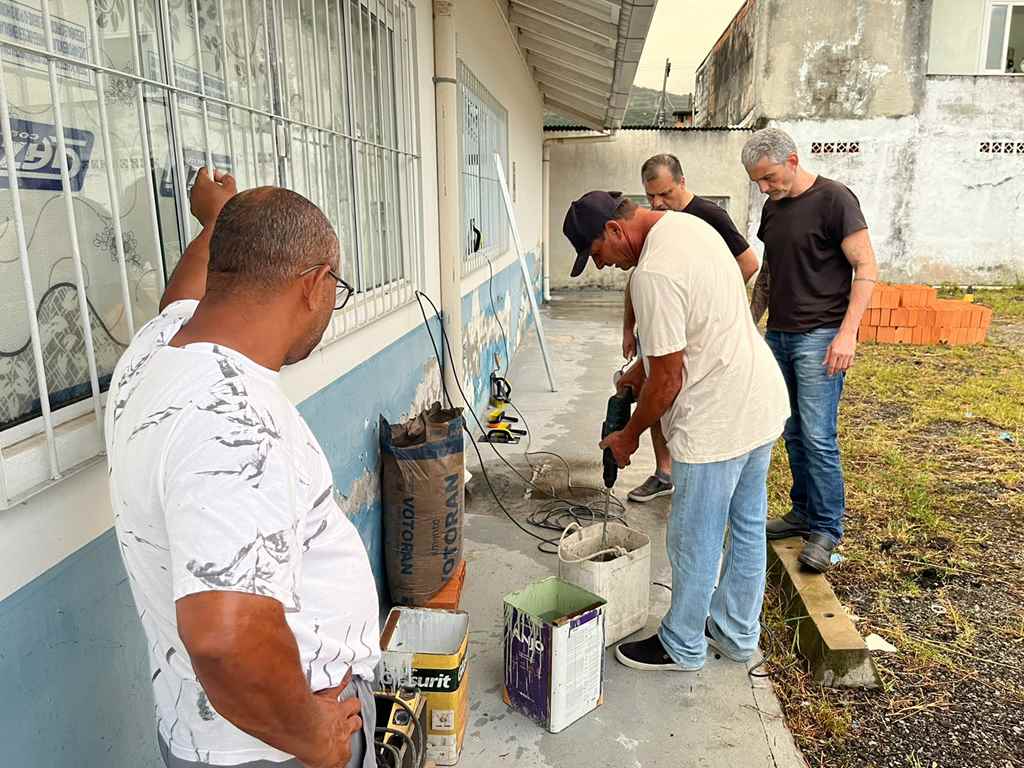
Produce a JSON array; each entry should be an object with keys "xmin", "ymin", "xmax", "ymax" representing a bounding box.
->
[{"xmin": 564, "ymin": 191, "xmax": 789, "ymax": 672}]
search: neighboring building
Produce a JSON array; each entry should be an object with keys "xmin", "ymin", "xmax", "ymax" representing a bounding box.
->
[
  {"xmin": 545, "ymin": 126, "xmax": 754, "ymax": 290},
  {"xmin": 673, "ymin": 97, "xmax": 695, "ymax": 127},
  {"xmin": 0, "ymin": 1, "xmax": 656, "ymax": 765},
  {"xmin": 693, "ymin": 0, "xmax": 1024, "ymax": 285}
]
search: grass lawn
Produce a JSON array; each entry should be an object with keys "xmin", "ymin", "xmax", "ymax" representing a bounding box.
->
[{"xmin": 762, "ymin": 289, "xmax": 1024, "ymax": 767}]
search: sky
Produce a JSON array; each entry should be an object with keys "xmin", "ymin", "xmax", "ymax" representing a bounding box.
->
[{"xmin": 632, "ymin": 0, "xmax": 748, "ymax": 96}]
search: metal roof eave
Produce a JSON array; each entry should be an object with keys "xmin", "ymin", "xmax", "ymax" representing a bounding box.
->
[{"xmin": 506, "ymin": 0, "xmax": 659, "ymax": 130}]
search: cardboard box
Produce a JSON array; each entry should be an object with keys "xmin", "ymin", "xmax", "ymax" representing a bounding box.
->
[
  {"xmin": 503, "ymin": 577, "xmax": 606, "ymax": 733},
  {"xmin": 379, "ymin": 608, "xmax": 470, "ymax": 766}
]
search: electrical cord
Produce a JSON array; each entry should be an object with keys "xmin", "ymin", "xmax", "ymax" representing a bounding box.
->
[
  {"xmin": 414, "ymin": 290, "xmax": 627, "ymax": 553},
  {"xmin": 485, "ymin": 254, "xmax": 511, "ymax": 378},
  {"xmin": 415, "ymin": 290, "xmax": 551, "ymax": 546}
]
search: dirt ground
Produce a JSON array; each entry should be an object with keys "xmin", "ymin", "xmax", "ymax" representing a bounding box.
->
[{"xmin": 762, "ymin": 289, "xmax": 1024, "ymax": 768}]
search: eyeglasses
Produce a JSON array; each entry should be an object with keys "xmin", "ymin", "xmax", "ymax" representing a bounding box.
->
[{"xmin": 298, "ymin": 264, "xmax": 354, "ymax": 311}]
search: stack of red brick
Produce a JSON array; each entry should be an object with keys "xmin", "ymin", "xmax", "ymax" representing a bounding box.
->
[{"xmin": 859, "ymin": 284, "xmax": 992, "ymax": 346}]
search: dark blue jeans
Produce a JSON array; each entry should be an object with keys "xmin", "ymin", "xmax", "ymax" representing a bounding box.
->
[{"xmin": 765, "ymin": 328, "xmax": 846, "ymax": 543}]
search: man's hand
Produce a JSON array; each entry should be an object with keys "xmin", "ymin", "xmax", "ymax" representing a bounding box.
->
[
  {"xmin": 615, "ymin": 359, "xmax": 645, "ymax": 397},
  {"xmin": 177, "ymin": 592, "xmax": 361, "ymax": 767},
  {"xmin": 190, "ymin": 167, "xmax": 237, "ymax": 227},
  {"xmin": 302, "ymin": 673, "xmax": 363, "ymax": 768},
  {"xmin": 600, "ymin": 429, "xmax": 639, "ymax": 469},
  {"xmin": 622, "ymin": 326, "xmax": 637, "ymax": 360},
  {"xmin": 823, "ymin": 330, "xmax": 857, "ymax": 376}
]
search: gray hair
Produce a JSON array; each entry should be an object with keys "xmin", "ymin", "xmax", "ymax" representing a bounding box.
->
[
  {"xmin": 741, "ymin": 128, "xmax": 798, "ymax": 169},
  {"xmin": 641, "ymin": 153, "xmax": 684, "ymax": 183}
]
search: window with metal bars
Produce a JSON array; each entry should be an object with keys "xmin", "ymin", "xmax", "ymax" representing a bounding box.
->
[
  {"xmin": 457, "ymin": 59, "xmax": 508, "ymax": 274},
  {"xmin": 0, "ymin": 0, "xmax": 423, "ymax": 508}
]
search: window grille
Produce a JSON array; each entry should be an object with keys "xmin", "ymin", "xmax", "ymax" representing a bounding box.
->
[
  {"xmin": 0, "ymin": 0, "xmax": 423, "ymax": 508},
  {"xmin": 457, "ymin": 59, "xmax": 508, "ymax": 274}
]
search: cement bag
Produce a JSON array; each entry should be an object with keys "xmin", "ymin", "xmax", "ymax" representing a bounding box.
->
[{"xmin": 381, "ymin": 402, "xmax": 465, "ymax": 605}]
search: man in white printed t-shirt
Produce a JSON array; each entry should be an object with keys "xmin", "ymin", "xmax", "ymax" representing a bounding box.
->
[
  {"xmin": 106, "ymin": 168, "xmax": 378, "ymax": 767},
  {"xmin": 563, "ymin": 191, "xmax": 790, "ymax": 672}
]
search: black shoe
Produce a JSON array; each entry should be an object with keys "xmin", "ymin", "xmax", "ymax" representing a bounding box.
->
[
  {"xmin": 704, "ymin": 619, "xmax": 748, "ymax": 663},
  {"xmin": 766, "ymin": 511, "xmax": 811, "ymax": 540},
  {"xmin": 627, "ymin": 474, "xmax": 675, "ymax": 502},
  {"xmin": 615, "ymin": 634, "xmax": 701, "ymax": 672},
  {"xmin": 798, "ymin": 533, "xmax": 837, "ymax": 573}
]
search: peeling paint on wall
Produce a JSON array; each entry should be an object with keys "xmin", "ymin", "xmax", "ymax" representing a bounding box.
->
[
  {"xmin": 696, "ymin": 0, "xmax": 931, "ymax": 127},
  {"xmin": 750, "ymin": 77, "xmax": 1024, "ymax": 285},
  {"xmin": 461, "ymin": 251, "xmax": 542, "ymax": 419}
]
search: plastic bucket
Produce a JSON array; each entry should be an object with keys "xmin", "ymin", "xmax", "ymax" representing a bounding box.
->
[{"xmin": 557, "ymin": 522, "xmax": 651, "ymax": 646}]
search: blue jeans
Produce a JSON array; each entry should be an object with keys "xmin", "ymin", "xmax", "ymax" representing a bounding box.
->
[
  {"xmin": 765, "ymin": 328, "xmax": 846, "ymax": 543},
  {"xmin": 658, "ymin": 442, "xmax": 774, "ymax": 668}
]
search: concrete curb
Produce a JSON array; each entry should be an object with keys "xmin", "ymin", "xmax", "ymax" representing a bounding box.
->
[{"xmin": 767, "ymin": 538, "xmax": 882, "ymax": 689}]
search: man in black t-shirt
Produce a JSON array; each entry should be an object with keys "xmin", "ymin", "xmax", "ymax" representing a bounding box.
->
[
  {"xmin": 742, "ymin": 128, "xmax": 879, "ymax": 572},
  {"xmin": 619, "ymin": 153, "xmax": 759, "ymax": 504}
]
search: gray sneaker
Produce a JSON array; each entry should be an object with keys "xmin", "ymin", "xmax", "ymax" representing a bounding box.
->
[{"xmin": 628, "ymin": 475, "xmax": 674, "ymax": 502}]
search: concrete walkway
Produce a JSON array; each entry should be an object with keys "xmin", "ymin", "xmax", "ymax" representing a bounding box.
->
[{"xmin": 458, "ymin": 291, "xmax": 805, "ymax": 768}]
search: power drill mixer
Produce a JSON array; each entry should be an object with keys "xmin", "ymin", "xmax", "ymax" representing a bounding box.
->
[{"xmin": 600, "ymin": 367, "xmax": 636, "ymax": 548}]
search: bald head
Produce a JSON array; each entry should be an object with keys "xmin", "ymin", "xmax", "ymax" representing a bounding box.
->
[{"xmin": 208, "ymin": 187, "xmax": 339, "ymax": 293}]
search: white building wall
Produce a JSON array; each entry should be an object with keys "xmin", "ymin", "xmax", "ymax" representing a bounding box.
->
[
  {"xmin": 547, "ymin": 129, "xmax": 755, "ymax": 290},
  {"xmin": 928, "ymin": 0, "xmax": 987, "ymax": 74},
  {"xmin": 455, "ymin": 0, "xmax": 544, "ymax": 296},
  {"xmin": 750, "ymin": 76, "xmax": 1024, "ymax": 286}
]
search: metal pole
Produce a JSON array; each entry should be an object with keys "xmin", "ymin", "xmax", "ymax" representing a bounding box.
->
[{"xmin": 494, "ymin": 153, "xmax": 557, "ymax": 392}]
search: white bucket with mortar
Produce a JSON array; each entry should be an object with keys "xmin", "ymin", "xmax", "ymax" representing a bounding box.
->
[{"xmin": 557, "ymin": 522, "xmax": 651, "ymax": 646}]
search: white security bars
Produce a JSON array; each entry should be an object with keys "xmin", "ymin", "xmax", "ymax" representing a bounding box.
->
[
  {"xmin": 0, "ymin": 0, "xmax": 423, "ymax": 508},
  {"xmin": 457, "ymin": 59, "xmax": 508, "ymax": 274}
]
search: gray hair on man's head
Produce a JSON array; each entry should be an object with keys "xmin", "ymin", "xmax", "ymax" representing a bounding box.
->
[
  {"xmin": 741, "ymin": 128, "xmax": 798, "ymax": 169},
  {"xmin": 641, "ymin": 153, "xmax": 684, "ymax": 183}
]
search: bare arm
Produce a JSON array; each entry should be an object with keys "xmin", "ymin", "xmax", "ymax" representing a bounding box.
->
[
  {"xmin": 735, "ymin": 247, "xmax": 759, "ymax": 284},
  {"xmin": 750, "ymin": 260, "xmax": 770, "ymax": 325},
  {"xmin": 177, "ymin": 592, "xmax": 361, "ymax": 768},
  {"xmin": 824, "ymin": 228, "xmax": 879, "ymax": 375},
  {"xmin": 159, "ymin": 168, "xmax": 237, "ymax": 311},
  {"xmin": 622, "ymin": 274, "xmax": 637, "ymax": 359},
  {"xmin": 600, "ymin": 351, "xmax": 684, "ymax": 468}
]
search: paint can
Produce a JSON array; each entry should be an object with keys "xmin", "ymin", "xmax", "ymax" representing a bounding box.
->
[
  {"xmin": 378, "ymin": 607, "xmax": 470, "ymax": 766},
  {"xmin": 502, "ymin": 577, "xmax": 606, "ymax": 733},
  {"xmin": 557, "ymin": 521, "xmax": 651, "ymax": 646}
]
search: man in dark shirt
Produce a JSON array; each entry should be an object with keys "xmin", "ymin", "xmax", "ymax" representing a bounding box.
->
[
  {"xmin": 619, "ymin": 153, "xmax": 758, "ymax": 504},
  {"xmin": 743, "ymin": 128, "xmax": 878, "ymax": 572}
]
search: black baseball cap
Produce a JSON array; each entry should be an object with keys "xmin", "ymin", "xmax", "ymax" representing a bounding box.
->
[{"xmin": 563, "ymin": 191, "xmax": 623, "ymax": 277}]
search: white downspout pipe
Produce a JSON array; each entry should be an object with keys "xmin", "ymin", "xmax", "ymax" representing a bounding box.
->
[
  {"xmin": 433, "ymin": 0, "xmax": 463, "ymax": 400},
  {"xmin": 542, "ymin": 144, "xmax": 551, "ymax": 302}
]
